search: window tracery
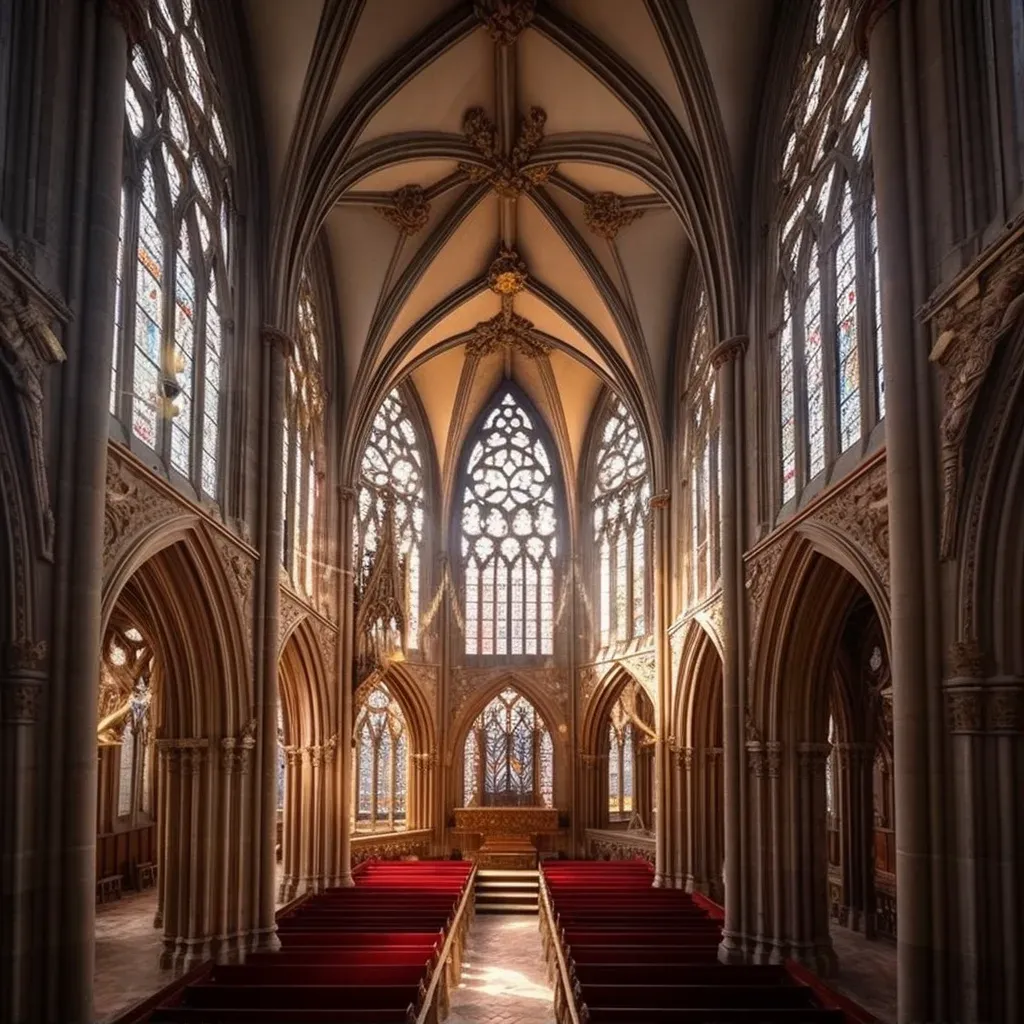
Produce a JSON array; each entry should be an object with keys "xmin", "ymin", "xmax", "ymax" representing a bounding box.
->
[
  {"xmin": 282, "ymin": 269, "xmax": 325, "ymax": 600},
  {"xmin": 687, "ymin": 293, "xmax": 719, "ymax": 602},
  {"xmin": 592, "ymin": 397, "xmax": 650, "ymax": 645},
  {"xmin": 775, "ymin": 0, "xmax": 883, "ymax": 506},
  {"xmin": 354, "ymin": 387, "xmax": 425, "ymax": 649},
  {"xmin": 607, "ymin": 696, "xmax": 635, "ymax": 819},
  {"xmin": 460, "ymin": 390, "xmax": 559, "ymax": 657},
  {"xmin": 112, "ymin": 0, "xmax": 232, "ymax": 500},
  {"xmin": 462, "ymin": 688, "xmax": 553, "ymax": 807},
  {"xmin": 353, "ymin": 681, "xmax": 408, "ymax": 832}
]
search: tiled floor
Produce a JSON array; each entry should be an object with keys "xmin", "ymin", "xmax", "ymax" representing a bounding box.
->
[
  {"xmin": 828, "ymin": 924, "xmax": 898, "ymax": 1024},
  {"xmin": 448, "ymin": 914, "xmax": 556, "ymax": 1024}
]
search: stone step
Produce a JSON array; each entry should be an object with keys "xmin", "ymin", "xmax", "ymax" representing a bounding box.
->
[
  {"xmin": 476, "ymin": 878, "xmax": 538, "ymax": 890},
  {"xmin": 476, "ymin": 899, "xmax": 539, "ymax": 914}
]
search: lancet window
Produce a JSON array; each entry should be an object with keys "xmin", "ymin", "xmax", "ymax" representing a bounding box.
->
[
  {"xmin": 591, "ymin": 397, "xmax": 650, "ymax": 645},
  {"xmin": 775, "ymin": 0, "xmax": 883, "ymax": 506},
  {"xmin": 354, "ymin": 388, "xmax": 425, "ymax": 650},
  {"xmin": 461, "ymin": 390, "xmax": 559, "ymax": 657},
  {"xmin": 687, "ymin": 293, "xmax": 719, "ymax": 602},
  {"xmin": 462, "ymin": 689, "xmax": 553, "ymax": 808},
  {"xmin": 282, "ymin": 269, "xmax": 325, "ymax": 600},
  {"xmin": 112, "ymin": 0, "xmax": 232, "ymax": 500},
  {"xmin": 607, "ymin": 697, "xmax": 635, "ymax": 820},
  {"xmin": 353, "ymin": 681, "xmax": 408, "ymax": 832}
]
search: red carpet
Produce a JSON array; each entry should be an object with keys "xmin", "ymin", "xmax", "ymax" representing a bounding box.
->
[
  {"xmin": 542, "ymin": 860, "xmax": 845, "ymax": 1024},
  {"xmin": 146, "ymin": 860, "xmax": 473, "ymax": 1023}
]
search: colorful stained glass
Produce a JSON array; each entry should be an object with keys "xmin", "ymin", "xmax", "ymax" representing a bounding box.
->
[
  {"xmin": 805, "ymin": 243, "xmax": 825, "ymax": 477},
  {"xmin": 632, "ymin": 523, "xmax": 645, "ymax": 635},
  {"xmin": 780, "ymin": 292, "xmax": 797, "ymax": 501},
  {"xmin": 463, "ymin": 729, "xmax": 480, "ymax": 806},
  {"xmin": 836, "ymin": 185, "xmax": 861, "ymax": 451},
  {"xmin": 872, "ymin": 196, "xmax": 884, "ymax": 418},
  {"xmin": 353, "ymin": 682, "xmax": 407, "ymax": 832},
  {"xmin": 461, "ymin": 390, "xmax": 558, "ymax": 657}
]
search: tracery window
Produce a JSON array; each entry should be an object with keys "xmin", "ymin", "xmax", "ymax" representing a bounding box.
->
[
  {"xmin": 775, "ymin": 0, "xmax": 883, "ymax": 506},
  {"xmin": 607, "ymin": 697, "xmax": 635, "ymax": 819},
  {"xmin": 825, "ymin": 712, "xmax": 837, "ymax": 824},
  {"xmin": 462, "ymin": 688, "xmax": 553, "ymax": 808},
  {"xmin": 276, "ymin": 704, "xmax": 286, "ymax": 812},
  {"xmin": 591, "ymin": 397, "xmax": 650, "ymax": 645},
  {"xmin": 100, "ymin": 627, "xmax": 154, "ymax": 821},
  {"xmin": 282, "ymin": 269, "xmax": 325, "ymax": 600},
  {"xmin": 687, "ymin": 293, "xmax": 719, "ymax": 602},
  {"xmin": 461, "ymin": 390, "xmax": 559, "ymax": 657},
  {"xmin": 112, "ymin": 0, "xmax": 232, "ymax": 500},
  {"xmin": 353, "ymin": 681, "xmax": 408, "ymax": 832},
  {"xmin": 354, "ymin": 387, "xmax": 425, "ymax": 649}
]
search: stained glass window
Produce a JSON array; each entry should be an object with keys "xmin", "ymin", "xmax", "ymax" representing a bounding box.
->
[
  {"xmin": 775, "ymin": 0, "xmax": 882, "ymax": 507},
  {"xmin": 354, "ymin": 387, "xmax": 425, "ymax": 649},
  {"xmin": 462, "ymin": 688, "xmax": 553, "ymax": 807},
  {"xmin": 591, "ymin": 397, "xmax": 650, "ymax": 643},
  {"xmin": 826, "ymin": 713, "xmax": 837, "ymax": 820},
  {"xmin": 276, "ymin": 704, "xmax": 286, "ymax": 811},
  {"xmin": 353, "ymin": 681, "xmax": 408, "ymax": 832},
  {"xmin": 461, "ymin": 390, "xmax": 559, "ymax": 657},
  {"xmin": 687, "ymin": 293, "xmax": 720, "ymax": 601},
  {"xmin": 113, "ymin": 1, "xmax": 232, "ymax": 499},
  {"xmin": 607, "ymin": 696, "xmax": 636, "ymax": 819}
]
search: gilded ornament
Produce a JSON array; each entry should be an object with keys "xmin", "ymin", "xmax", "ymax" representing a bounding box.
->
[
  {"xmin": 458, "ymin": 107, "xmax": 555, "ymax": 199},
  {"xmin": 583, "ymin": 192, "xmax": 644, "ymax": 240},
  {"xmin": 473, "ymin": 0, "xmax": 535, "ymax": 45},
  {"xmin": 467, "ymin": 302, "xmax": 548, "ymax": 359},
  {"xmin": 375, "ymin": 184, "xmax": 431, "ymax": 236},
  {"xmin": 487, "ymin": 246, "xmax": 529, "ymax": 296}
]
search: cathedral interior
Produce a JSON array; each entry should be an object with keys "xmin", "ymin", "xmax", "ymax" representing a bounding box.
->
[{"xmin": 1, "ymin": 1, "xmax": 1023, "ymax": 1022}]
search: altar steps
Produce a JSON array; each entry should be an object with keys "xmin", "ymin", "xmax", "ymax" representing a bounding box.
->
[{"xmin": 475, "ymin": 869, "xmax": 539, "ymax": 915}]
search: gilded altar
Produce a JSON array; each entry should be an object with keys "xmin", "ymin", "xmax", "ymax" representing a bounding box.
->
[{"xmin": 452, "ymin": 807, "xmax": 561, "ymax": 868}]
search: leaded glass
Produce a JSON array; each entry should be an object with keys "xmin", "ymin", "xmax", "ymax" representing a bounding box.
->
[
  {"xmin": 111, "ymin": 189, "xmax": 126, "ymax": 416},
  {"xmin": 774, "ymin": 0, "xmax": 881, "ymax": 505},
  {"xmin": 356, "ymin": 387, "xmax": 424, "ymax": 644},
  {"xmin": 607, "ymin": 697, "xmax": 636, "ymax": 818},
  {"xmin": 872, "ymin": 196, "xmax": 884, "ymax": 418},
  {"xmin": 118, "ymin": 718, "xmax": 135, "ymax": 817},
  {"xmin": 115, "ymin": 3, "xmax": 231, "ymax": 497},
  {"xmin": 461, "ymin": 390, "xmax": 558, "ymax": 656},
  {"xmin": 464, "ymin": 689, "xmax": 552, "ymax": 808},
  {"xmin": 353, "ymin": 681, "xmax": 407, "ymax": 832},
  {"xmin": 591, "ymin": 396, "xmax": 650, "ymax": 641}
]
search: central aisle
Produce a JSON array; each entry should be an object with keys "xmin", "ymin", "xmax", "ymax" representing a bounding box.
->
[{"xmin": 448, "ymin": 914, "xmax": 556, "ymax": 1024}]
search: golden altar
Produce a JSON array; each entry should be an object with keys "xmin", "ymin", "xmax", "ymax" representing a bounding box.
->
[{"xmin": 452, "ymin": 807, "xmax": 561, "ymax": 868}]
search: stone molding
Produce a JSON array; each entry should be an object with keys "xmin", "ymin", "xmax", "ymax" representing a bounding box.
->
[
  {"xmin": 944, "ymin": 681, "xmax": 1024, "ymax": 734},
  {"xmin": 614, "ymin": 651, "xmax": 657, "ymax": 707},
  {"xmin": 349, "ymin": 829, "xmax": 432, "ymax": 866},
  {"xmin": 220, "ymin": 718, "xmax": 257, "ymax": 775}
]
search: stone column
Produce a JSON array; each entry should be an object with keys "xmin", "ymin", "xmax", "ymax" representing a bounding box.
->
[
  {"xmin": 336, "ymin": 487, "xmax": 357, "ymax": 886},
  {"xmin": 710, "ymin": 335, "xmax": 747, "ymax": 961},
  {"xmin": 858, "ymin": 3, "xmax": 937, "ymax": 1018},
  {"xmin": 257, "ymin": 326, "xmax": 289, "ymax": 946},
  {"xmin": 650, "ymin": 491, "xmax": 671, "ymax": 886}
]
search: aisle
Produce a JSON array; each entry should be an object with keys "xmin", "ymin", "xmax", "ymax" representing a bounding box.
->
[{"xmin": 448, "ymin": 914, "xmax": 556, "ymax": 1024}]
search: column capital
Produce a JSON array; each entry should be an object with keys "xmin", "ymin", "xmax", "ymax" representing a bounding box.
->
[
  {"xmin": 854, "ymin": 0, "xmax": 900, "ymax": 57},
  {"xmin": 261, "ymin": 325, "xmax": 294, "ymax": 360},
  {"xmin": 649, "ymin": 490, "xmax": 671, "ymax": 510},
  {"xmin": 106, "ymin": 0, "xmax": 150, "ymax": 47},
  {"xmin": 710, "ymin": 335, "xmax": 748, "ymax": 370}
]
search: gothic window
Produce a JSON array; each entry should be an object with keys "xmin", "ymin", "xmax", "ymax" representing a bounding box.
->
[
  {"xmin": 462, "ymin": 688, "xmax": 553, "ymax": 808},
  {"xmin": 591, "ymin": 396, "xmax": 650, "ymax": 645},
  {"xmin": 460, "ymin": 389, "xmax": 559, "ymax": 657},
  {"xmin": 775, "ymin": 0, "xmax": 883, "ymax": 506},
  {"xmin": 825, "ymin": 712, "xmax": 837, "ymax": 823},
  {"xmin": 687, "ymin": 293, "xmax": 719, "ymax": 602},
  {"xmin": 354, "ymin": 387, "xmax": 425, "ymax": 649},
  {"xmin": 282, "ymin": 268, "xmax": 325, "ymax": 600},
  {"xmin": 276, "ymin": 704, "xmax": 285, "ymax": 812},
  {"xmin": 353, "ymin": 681, "xmax": 408, "ymax": 832},
  {"xmin": 101, "ymin": 627, "xmax": 154, "ymax": 821},
  {"xmin": 112, "ymin": 0, "xmax": 233, "ymax": 500},
  {"xmin": 607, "ymin": 697, "xmax": 635, "ymax": 819}
]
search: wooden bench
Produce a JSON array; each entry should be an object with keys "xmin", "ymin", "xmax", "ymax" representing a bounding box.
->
[{"xmin": 96, "ymin": 874, "xmax": 122, "ymax": 904}]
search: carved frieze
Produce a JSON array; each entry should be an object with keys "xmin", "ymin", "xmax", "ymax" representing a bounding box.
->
[
  {"xmin": 809, "ymin": 458, "xmax": 890, "ymax": 591},
  {"xmin": 450, "ymin": 665, "xmax": 567, "ymax": 721},
  {"xmin": 929, "ymin": 239, "xmax": 1024, "ymax": 559},
  {"xmin": 350, "ymin": 832, "xmax": 432, "ymax": 866},
  {"xmin": 0, "ymin": 246, "xmax": 71, "ymax": 562},
  {"xmin": 1, "ymin": 680, "xmax": 42, "ymax": 724}
]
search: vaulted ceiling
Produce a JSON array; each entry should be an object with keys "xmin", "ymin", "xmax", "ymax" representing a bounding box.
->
[{"xmin": 242, "ymin": 0, "xmax": 778, "ymax": 488}]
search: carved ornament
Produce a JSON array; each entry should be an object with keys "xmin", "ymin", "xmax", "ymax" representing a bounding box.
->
[
  {"xmin": 261, "ymin": 325, "xmax": 293, "ymax": 359},
  {"xmin": 766, "ymin": 742, "xmax": 782, "ymax": 778},
  {"xmin": 4, "ymin": 637, "xmax": 47, "ymax": 673},
  {"xmin": 278, "ymin": 589, "xmax": 306, "ymax": 655},
  {"xmin": 473, "ymin": 0, "xmax": 535, "ymax": 45},
  {"xmin": 583, "ymin": 192, "xmax": 644, "ymax": 241},
  {"xmin": 577, "ymin": 664, "xmax": 599, "ymax": 710},
  {"xmin": 710, "ymin": 335, "xmax": 748, "ymax": 370},
  {"xmin": 221, "ymin": 718, "xmax": 257, "ymax": 774},
  {"xmin": 745, "ymin": 541, "xmax": 785, "ymax": 653},
  {"xmin": 487, "ymin": 246, "xmax": 528, "ymax": 296},
  {"xmin": 459, "ymin": 107, "xmax": 555, "ymax": 198},
  {"xmin": 945, "ymin": 688, "xmax": 984, "ymax": 734},
  {"xmin": 930, "ymin": 240, "xmax": 1024, "ymax": 559},
  {"xmin": 947, "ymin": 638, "xmax": 985, "ymax": 680},
  {"xmin": 0, "ymin": 251, "xmax": 71, "ymax": 561},
  {"xmin": 404, "ymin": 662, "xmax": 439, "ymax": 711},
  {"xmin": 375, "ymin": 184, "xmax": 431, "ymax": 236},
  {"xmin": 2, "ymin": 680, "xmax": 41, "ymax": 724},
  {"xmin": 648, "ymin": 491, "xmax": 670, "ymax": 511},
  {"xmin": 615, "ymin": 651, "xmax": 656, "ymax": 706},
  {"xmin": 987, "ymin": 686, "xmax": 1023, "ymax": 733}
]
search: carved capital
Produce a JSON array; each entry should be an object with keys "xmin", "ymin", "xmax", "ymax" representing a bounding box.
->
[
  {"xmin": 473, "ymin": 0, "xmax": 535, "ymax": 44},
  {"xmin": 375, "ymin": 184, "xmax": 431, "ymax": 236},
  {"xmin": 947, "ymin": 639, "xmax": 986, "ymax": 680},
  {"xmin": 946, "ymin": 687, "xmax": 984, "ymax": 734},
  {"xmin": 766, "ymin": 742, "xmax": 783, "ymax": 778},
  {"xmin": 2, "ymin": 680, "xmax": 42, "ymax": 724},
  {"xmin": 261, "ymin": 325, "xmax": 293, "ymax": 359},
  {"xmin": 710, "ymin": 335, "xmax": 748, "ymax": 370},
  {"xmin": 649, "ymin": 491, "xmax": 670, "ymax": 511},
  {"xmin": 987, "ymin": 686, "xmax": 1024, "ymax": 734},
  {"xmin": 583, "ymin": 192, "xmax": 644, "ymax": 240},
  {"xmin": 4, "ymin": 637, "xmax": 47, "ymax": 673}
]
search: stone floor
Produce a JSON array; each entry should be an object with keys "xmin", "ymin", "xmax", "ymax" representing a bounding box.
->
[
  {"xmin": 448, "ymin": 914, "xmax": 556, "ymax": 1024},
  {"xmin": 828, "ymin": 924, "xmax": 898, "ymax": 1024}
]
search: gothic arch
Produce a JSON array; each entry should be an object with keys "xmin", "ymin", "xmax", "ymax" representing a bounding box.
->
[
  {"xmin": 279, "ymin": 618, "xmax": 333, "ymax": 748},
  {"xmin": 580, "ymin": 664, "xmax": 655, "ymax": 760},
  {"xmin": 673, "ymin": 619, "xmax": 722, "ymax": 751},
  {"xmin": 359, "ymin": 662, "xmax": 437, "ymax": 762},
  {"xmin": 0, "ymin": 391, "xmax": 34, "ymax": 643}
]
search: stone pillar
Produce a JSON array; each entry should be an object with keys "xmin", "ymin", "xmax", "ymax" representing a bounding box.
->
[
  {"xmin": 650, "ymin": 492, "xmax": 671, "ymax": 886},
  {"xmin": 336, "ymin": 487, "xmax": 357, "ymax": 887},
  {"xmin": 257, "ymin": 327, "xmax": 289, "ymax": 946},
  {"xmin": 858, "ymin": 3, "xmax": 937, "ymax": 1018},
  {"xmin": 710, "ymin": 335, "xmax": 747, "ymax": 961}
]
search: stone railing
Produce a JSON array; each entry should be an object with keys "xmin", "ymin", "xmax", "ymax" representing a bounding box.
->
[
  {"xmin": 584, "ymin": 827, "xmax": 655, "ymax": 864},
  {"xmin": 350, "ymin": 828, "xmax": 433, "ymax": 866}
]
